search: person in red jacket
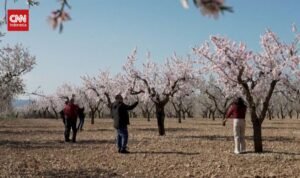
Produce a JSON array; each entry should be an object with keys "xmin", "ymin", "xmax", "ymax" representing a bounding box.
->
[
  {"xmin": 63, "ymin": 98, "xmax": 78, "ymax": 142},
  {"xmin": 223, "ymin": 97, "xmax": 247, "ymax": 154}
]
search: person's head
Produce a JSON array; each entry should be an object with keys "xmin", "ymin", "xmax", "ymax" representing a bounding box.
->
[
  {"xmin": 234, "ymin": 97, "xmax": 246, "ymax": 107},
  {"xmin": 115, "ymin": 94, "xmax": 123, "ymax": 102},
  {"xmin": 65, "ymin": 100, "xmax": 69, "ymax": 105}
]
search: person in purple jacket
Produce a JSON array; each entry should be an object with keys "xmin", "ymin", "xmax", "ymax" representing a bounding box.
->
[{"xmin": 223, "ymin": 97, "xmax": 247, "ymax": 154}]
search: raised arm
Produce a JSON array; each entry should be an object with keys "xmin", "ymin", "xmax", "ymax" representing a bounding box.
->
[{"xmin": 124, "ymin": 101, "xmax": 139, "ymax": 110}]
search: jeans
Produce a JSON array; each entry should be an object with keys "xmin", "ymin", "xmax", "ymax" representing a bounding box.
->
[
  {"xmin": 65, "ymin": 119, "xmax": 77, "ymax": 142},
  {"xmin": 233, "ymin": 119, "xmax": 246, "ymax": 153},
  {"xmin": 116, "ymin": 128, "xmax": 128, "ymax": 151}
]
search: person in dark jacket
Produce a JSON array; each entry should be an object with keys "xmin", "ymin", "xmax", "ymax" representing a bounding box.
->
[
  {"xmin": 77, "ymin": 107, "xmax": 85, "ymax": 131},
  {"xmin": 111, "ymin": 94, "xmax": 138, "ymax": 154},
  {"xmin": 59, "ymin": 100, "xmax": 69, "ymax": 125},
  {"xmin": 223, "ymin": 97, "xmax": 247, "ymax": 154},
  {"xmin": 64, "ymin": 98, "xmax": 78, "ymax": 142}
]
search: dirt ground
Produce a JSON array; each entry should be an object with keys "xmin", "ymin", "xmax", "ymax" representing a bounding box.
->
[{"xmin": 0, "ymin": 118, "xmax": 299, "ymax": 178}]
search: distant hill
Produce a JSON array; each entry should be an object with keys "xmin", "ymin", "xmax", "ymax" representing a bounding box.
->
[{"xmin": 13, "ymin": 99, "xmax": 31, "ymax": 108}]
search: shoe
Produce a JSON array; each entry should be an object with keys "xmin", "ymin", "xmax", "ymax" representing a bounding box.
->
[
  {"xmin": 120, "ymin": 149, "xmax": 130, "ymax": 154},
  {"xmin": 72, "ymin": 140, "xmax": 76, "ymax": 143},
  {"xmin": 234, "ymin": 151, "xmax": 240, "ymax": 154},
  {"xmin": 65, "ymin": 139, "xmax": 70, "ymax": 142}
]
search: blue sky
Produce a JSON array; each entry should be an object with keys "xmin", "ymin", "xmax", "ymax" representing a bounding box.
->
[{"xmin": 1, "ymin": 0, "xmax": 299, "ymax": 95}]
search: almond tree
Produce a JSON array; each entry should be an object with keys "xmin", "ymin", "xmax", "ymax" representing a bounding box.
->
[
  {"xmin": 273, "ymin": 80, "xmax": 300, "ymax": 119},
  {"xmin": 55, "ymin": 83, "xmax": 97, "ymax": 123},
  {"xmin": 82, "ymin": 89, "xmax": 102, "ymax": 123},
  {"xmin": 202, "ymin": 76, "xmax": 233, "ymax": 119},
  {"xmin": 294, "ymin": 93, "xmax": 300, "ymax": 119},
  {"xmin": 123, "ymin": 50, "xmax": 196, "ymax": 135},
  {"xmin": 193, "ymin": 27, "xmax": 300, "ymax": 152},
  {"xmin": 30, "ymin": 84, "xmax": 77, "ymax": 118},
  {"xmin": 181, "ymin": 94, "xmax": 195, "ymax": 118},
  {"xmin": 0, "ymin": 33, "xmax": 36, "ymax": 113},
  {"xmin": 273, "ymin": 92, "xmax": 290, "ymax": 119},
  {"xmin": 82, "ymin": 71, "xmax": 133, "ymax": 123},
  {"xmin": 16, "ymin": 99, "xmax": 38, "ymax": 118},
  {"xmin": 138, "ymin": 97, "xmax": 154, "ymax": 121},
  {"xmin": 290, "ymin": 82, "xmax": 300, "ymax": 119},
  {"xmin": 25, "ymin": 83, "xmax": 89, "ymax": 119},
  {"xmin": 198, "ymin": 94, "xmax": 216, "ymax": 119},
  {"xmin": 36, "ymin": 95, "xmax": 62, "ymax": 118},
  {"xmin": 170, "ymin": 82, "xmax": 195, "ymax": 123},
  {"xmin": 170, "ymin": 94, "xmax": 185, "ymax": 123},
  {"xmin": 25, "ymin": 96, "xmax": 51, "ymax": 118}
]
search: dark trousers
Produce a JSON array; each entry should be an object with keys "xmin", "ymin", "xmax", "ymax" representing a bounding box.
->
[
  {"xmin": 77, "ymin": 117, "xmax": 85, "ymax": 130},
  {"xmin": 116, "ymin": 128, "xmax": 128, "ymax": 151},
  {"xmin": 65, "ymin": 119, "xmax": 77, "ymax": 142}
]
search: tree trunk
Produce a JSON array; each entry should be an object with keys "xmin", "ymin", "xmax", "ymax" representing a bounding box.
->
[
  {"xmin": 252, "ymin": 118, "xmax": 263, "ymax": 153},
  {"xmin": 288, "ymin": 110, "xmax": 293, "ymax": 119},
  {"xmin": 90, "ymin": 109, "xmax": 96, "ymax": 124},
  {"xmin": 187, "ymin": 110, "xmax": 193, "ymax": 118},
  {"xmin": 222, "ymin": 112, "xmax": 226, "ymax": 120},
  {"xmin": 280, "ymin": 107, "xmax": 285, "ymax": 119},
  {"xmin": 43, "ymin": 109, "xmax": 48, "ymax": 118},
  {"xmin": 156, "ymin": 105, "xmax": 166, "ymax": 136},
  {"xmin": 212, "ymin": 110, "xmax": 215, "ymax": 121},
  {"xmin": 142, "ymin": 110, "xmax": 146, "ymax": 118},
  {"xmin": 276, "ymin": 112, "xmax": 280, "ymax": 119},
  {"xmin": 52, "ymin": 109, "xmax": 58, "ymax": 119},
  {"xmin": 91, "ymin": 115, "xmax": 95, "ymax": 124},
  {"xmin": 147, "ymin": 111, "xmax": 151, "ymax": 122},
  {"xmin": 157, "ymin": 116, "xmax": 165, "ymax": 135},
  {"xmin": 97, "ymin": 109, "xmax": 102, "ymax": 119},
  {"xmin": 178, "ymin": 111, "xmax": 182, "ymax": 123}
]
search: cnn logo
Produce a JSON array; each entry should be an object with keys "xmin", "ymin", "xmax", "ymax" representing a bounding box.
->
[{"xmin": 7, "ymin": 10, "xmax": 29, "ymax": 31}]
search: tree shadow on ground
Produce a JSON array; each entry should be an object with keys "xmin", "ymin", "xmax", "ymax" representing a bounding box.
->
[
  {"xmin": 0, "ymin": 130, "xmax": 62, "ymax": 135},
  {"xmin": 0, "ymin": 128, "xmax": 115, "ymax": 135},
  {"xmin": 0, "ymin": 140, "xmax": 65, "ymax": 149},
  {"xmin": 68, "ymin": 139, "xmax": 143, "ymax": 146},
  {"xmin": 78, "ymin": 139, "xmax": 115, "ymax": 145},
  {"xmin": 85, "ymin": 128, "xmax": 114, "ymax": 132},
  {"xmin": 0, "ymin": 139, "xmax": 117, "ymax": 149},
  {"xmin": 131, "ymin": 151, "xmax": 200, "ymax": 155},
  {"xmin": 264, "ymin": 150, "xmax": 300, "ymax": 156},
  {"xmin": 262, "ymin": 126, "xmax": 298, "ymax": 130},
  {"xmin": 178, "ymin": 135, "xmax": 233, "ymax": 141},
  {"xmin": 0, "ymin": 125, "xmax": 60, "ymax": 129},
  {"xmin": 263, "ymin": 136, "xmax": 299, "ymax": 143},
  {"xmin": 134, "ymin": 128, "xmax": 198, "ymax": 132},
  {"xmin": 198, "ymin": 122, "xmax": 222, "ymax": 126},
  {"xmin": 243, "ymin": 150, "xmax": 300, "ymax": 156},
  {"xmin": 35, "ymin": 167, "xmax": 119, "ymax": 178},
  {"xmin": 178, "ymin": 135, "xmax": 299, "ymax": 143},
  {"xmin": 269, "ymin": 121, "xmax": 300, "ymax": 125}
]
